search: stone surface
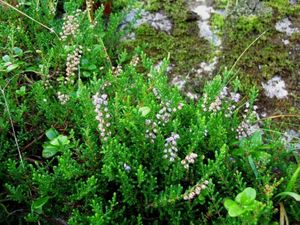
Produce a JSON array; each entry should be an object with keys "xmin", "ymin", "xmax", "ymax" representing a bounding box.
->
[
  {"xmin": 289, "ymin": 0, "xmax": 298, "ymax": 5},
  {"xmin": 283, "ymin": 130, "xmax": 300, "ymax": 152},
  {"xmin": 121, "ymin": 9, "xmax": 172, "ymax": 34},
  {"xmin": 275, "ymin": 18, "xmax": 300, "ymax": 36},
  {"xmin": 261, "ymin": 76, "xmax": 288, "ymax": 99},
  {"xmin": 188, "ymin": 1, "xmax": 222, "ymax": 47},
  {"xmin": 229, "ymin": 0, "xmax": 273, "ymax": 17}
]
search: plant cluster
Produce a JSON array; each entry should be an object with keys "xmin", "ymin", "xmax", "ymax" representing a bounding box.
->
[{"xmin": 0, "ymin": 0, "xmax": 299, "ymax": 224}]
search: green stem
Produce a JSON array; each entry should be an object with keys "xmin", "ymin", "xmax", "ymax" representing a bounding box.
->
[
  {"xmin": 229, "ymin": 30, "xmax": 268, "ymax": 73},
  {"xmin": 0, "ymin": 86, "xmax": 24, "ymax": 168}
]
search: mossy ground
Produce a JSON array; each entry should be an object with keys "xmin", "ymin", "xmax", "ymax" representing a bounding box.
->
[
  {"xmin": 123, "ymin": 0, "xmax": 300, "ymax": 123},
  {"xmin": 217, "ymin": 0, "xmax": 300, "ymax": 122},
  {"xmin": 123, "ymin": 0, "xmax": 212, "ymax": 85}
]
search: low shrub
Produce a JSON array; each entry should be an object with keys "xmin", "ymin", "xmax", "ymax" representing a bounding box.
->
[{"xmin": 0, "ymin": 0, "xmax": 299, "ymax": 224}]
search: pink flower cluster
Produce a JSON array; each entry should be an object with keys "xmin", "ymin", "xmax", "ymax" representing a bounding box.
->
[
  {"xmin": 163, "ymin": 133, "xmax": 180, "ymax": 162},
  {"xmin": 92, "ymin": 93, "xmax": 111, "ymax": 141}
]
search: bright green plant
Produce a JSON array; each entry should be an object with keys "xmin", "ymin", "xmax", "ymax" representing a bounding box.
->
[
  {"xmin": 0, "ymin": 0, "xmax": 299, "ymax": 224},
  {"xmin": 42, "ymin": 128, "xmax": 70, "ymax": 158},
  {"xmin": 224, "ymin": 187, "xmax": 264, "ymax": 223}
]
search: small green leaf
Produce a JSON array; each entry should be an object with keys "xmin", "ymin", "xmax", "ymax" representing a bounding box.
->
[
  {"xmin": 4, "ymin": 62, "xmax": 12, "ymax": 67},
  {"xmin": 57, "ymin": 135, "xmax": 70, "ymax": 145},
  {"xmin": 81, "ymin": 58, "xmax": 89, "ymax": 66},
  {"xmin": 198, "ymin": 194, "xmax": 206, "ymax": 204},
  {"xmin": 93, "ymin": 44, "xmax": 102, "ymax": 52},
  {"xmin": 224, "ymin": 199, "xmax": 245, "ymax": 217},
  {"xmin": 139, "ymin": 107, "xmax": 151, "ymax": 117},
  {"xmin": 137, "ymin": 165, "xmax": 145, "ymax": 186},
  {"xmin": 50, "ymin": 138, "xmax": 60, "ymax": 146},
  {"xmin": 16, "ymin": 86, "xmax": 26, "ymax": 96},
  {"xmin": 45, "ymin": 128, "xmax": 59, "ymax": 140},
  {"xmin": 236, "ymin": 187, "xmax": 256, "ymax": 205},
  {"xmin": 42, "ymin": 144, "xmax": 58, "ymax": 158},
  {"xmin": 82, "ymin": 71, "xmax": 91, "ymax": 77},
  {"xmin": 286, "ymin": 165, "xmax": 300, "ymax": 192},
  {"xmin": 88, "ymin": 64, "xmax": 97, "ymax": 71},
  {"xmin": 49, "ymin": 134, "xmax": 70, "ymax": 146},
  {"xmin": 2, "ymin": 55, "xmax": 10, "ymax": 62},
  {"xmin": 32, "ymin": 196, "xmax": 49, "ymax": 210},
  {"xmin": 13, "ymin": 47, "xmax": 23, "ymax": 56},
  {"xmin": 6, "ymin": 64, "xmax": 19, "ymax": 72},
  {"xmin": 250, "ymin": 131, "xmax": 263, "ymax": 148},
  {"xmin": 276, "ymin": 192, "xmax": 300, "ymax": 201},
  {"xmin": 248, "ymin": 156, "xmax": 259, "ymax": 179},
  {"xmin": 31, "ymin": 196, "xmax": 49, "ymax": 214},
  {"xmin": 254, "ymin": 151, "xmax": 271, "ymax": 163}
]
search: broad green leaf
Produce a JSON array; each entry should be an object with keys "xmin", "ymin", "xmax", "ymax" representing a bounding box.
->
[
  {"xmin": 48, "ymin": 135, "xmax": 69, "ymax": 148},
  {"xmin": 32, "ymin": 196, "xmax": 49, "ymax": 210},
  {"xmin": 2, "ymin": 55, "xmax": 10, "ymax": 62},
  {"xmin": 31, "ymin": 196, "xmax": 49, "ymax": 214},
  {"xmin": 139, "ymin": 107, "xmax": 151, "ymax": 117},
  {"xmin": 4, "ymin": 62, "xmax": 12, "ymax": 67},
  {"xmin": 50, "ymin": 138, "xmax": 60, "ymax": 146},
  {"xmin": 6, "ymin": 64, "xmax": 19, "ymax": 72},
  {"xmin": 198, "ymin": 194, "xmax": 206, "ymax": 204},
  {"xmin": 286, "ymin": 165, "xmax": 300, "ymax": 192},
  {"xmin": 57, "ymin": 135, "xmax": 70, "ymax": 145},
  {"xmin": 81, "ymin": 58, "xmax": 90, "ymax": 65},
  {"xmin": 82, "ymin": 71, "xmax": 91, "ymax": 77},
  {"xmin": 248, "ymin": 156, "xmax": 259, "ymax": 179},
  {"xmin": 254, "ymin": 151, "xmax": 271, "ymax": 164},
  {"xmin": 88, "ymin": 64, "xmax": 97, "ymax": 71},
  {"xmin": 235, "ymin": 187, "xmax": 256, "ymax": 205},
  {"xmin": 13, "ymin": 47, "xmax": 23, "ymax": 56},
  {"xmin": 45, "ymin": 128, "xmax": 59, "ymax": 140},
  {"xmin": 42, "ymin": 144, "xmax": 58, "ymax": 158},
  {"xmin": 224, "ymin": 199, "xmax": 245, "ymax": 217},
  {"xmin": 16, "ymin": 86, "xmax": 26, "ymax": 96},
  {"xmin": 276, "ymin": 192, "xmax": 300, "ymax": 201},
  {"xmin": 250, "ymin": 131, "xmax": 263, "ymax": 148}
]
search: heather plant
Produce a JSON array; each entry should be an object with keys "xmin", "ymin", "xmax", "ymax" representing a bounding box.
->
[{"xmin": 0, "ymin": 0, "xmax": 300, "ymax": 224}]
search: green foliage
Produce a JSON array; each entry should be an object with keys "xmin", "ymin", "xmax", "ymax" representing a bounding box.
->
[
  {"xmin": 224, "ymin": 187, "xmax": 263, "ymax": 220},
  {"xmin": 0, "ymin": 0, "xmax": 299, "ymax": 224},
  {"xmin": 42, "ymin": 128, "xmax": 70, "ymax": 158},
  {"xmin": 277, "ymin": 192, "xmax": 300, "ymax": 201},
  {"xmin": 265, "ymin": 0, "xmax": 300, "ymax": 16},
  {"xmin": 285, "ymin": 165, "xmax": 300, "ymax": 192}
]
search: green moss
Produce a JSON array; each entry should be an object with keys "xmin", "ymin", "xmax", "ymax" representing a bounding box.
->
[
  {"xmin": 264, "ymin": 0, "xmax": 300, "ymax": 16},
  {"xmin": 211, "ymin": 14, "xmax": 225, "ymax": 33},
  {"xmin": 125, "ymin": 0, "xmax": 300, "ymax": 113},
  {"xmin": 219, "ymin": 1, "xmax": 300, "ymax": 112},
  {"xmin": 214, "ymin": 0, "xmax": 229, "ymax": 9},
  {"xmin": 123, "ymin": 0, "xmax": 212, "ymax": 77},
  {"xmin": 125, "ymin": 23, "xmax": 211, "ymax": 75},
  {"xmin": 144, "ymin": 0, "xmax": 161, "ymax": 11}
]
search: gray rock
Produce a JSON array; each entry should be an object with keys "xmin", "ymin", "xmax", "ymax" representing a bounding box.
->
[
  {"xmin": 289, "ymin": 0, "xmax": 298, "ymax": 5},
  {"xmin": 275, "ymin": 18, "xmax": 299, "ymax": 36},
  {"xmin": 229, "ymin": 0, "xmax": 273, "ymax": 17},
  {"xmin": 121, "ymin": 9, "xmax": 172, "ymax": 34},
  {"xmin": 188, "ymin": 2, "xmax": 222, "ymax": 47},
  {"xmin": 283, "ymin": 130, "xmax": 300, "ymax": 152}
]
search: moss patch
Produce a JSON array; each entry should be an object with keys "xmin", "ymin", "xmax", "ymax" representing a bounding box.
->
[
  {"xmin": 123, "ymin": 0, "xmax": 212, "ymax": 78},
  {"xmin": 122, "ymin": 0, "xmax": 300, "ymax": 119},
  {"xmin": 217, "ymin": 0, "xmax": 300, "ymax": 116}
]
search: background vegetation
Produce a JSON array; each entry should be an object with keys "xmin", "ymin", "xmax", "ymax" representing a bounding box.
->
[{"xmin": 0, "ymin": 0, "xmax": 299, "ymax": 224}]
